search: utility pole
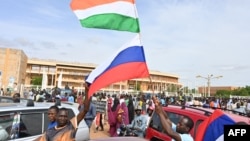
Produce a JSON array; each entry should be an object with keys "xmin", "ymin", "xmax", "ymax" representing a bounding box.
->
[{"xmin": 196, "ymin": 74, "xmax": 223, "ymax": 97}]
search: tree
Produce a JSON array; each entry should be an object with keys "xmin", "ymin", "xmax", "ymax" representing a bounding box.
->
[
  {"xmin": 31, "ymin": 76, "xmax": 42, "ymax": 85},
  {"xmin": 215, "ymin": 86, "xmax": 250, "ymax": 98},
  {"xmin": 215, "ymin": 90, "xmax": 231, "ymax": 98},
  {"xmin": 135, "ymin": 82, "xmax": 141, "ymax": 91}
]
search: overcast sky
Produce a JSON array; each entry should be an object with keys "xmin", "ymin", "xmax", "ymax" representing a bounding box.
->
[{"xmin": 0, "ymin": 0, "xmax": 250, "ymax": 88}]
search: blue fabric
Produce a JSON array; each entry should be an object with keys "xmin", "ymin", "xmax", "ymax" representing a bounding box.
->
[
  {"xmin": 48, "ymin": 121, "xmax": 57, "ymax": 129},
  {"xmin": 80, "ymin": 102, "xmax": 96, "ymax": 128}
]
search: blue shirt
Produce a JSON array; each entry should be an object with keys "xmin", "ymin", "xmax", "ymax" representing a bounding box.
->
[
  {"xmin": 48, "ymin": 121, "xmax": 57, "ymax": 129},
  {"xmin": 68, "ymin": 96, "xmax": 74, "ymax": 102}
]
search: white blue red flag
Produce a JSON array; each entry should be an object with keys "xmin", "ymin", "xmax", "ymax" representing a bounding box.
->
[
  {"xmin": 195, "ymin": 109, "xmax": 236, "ymax": 141},
  {"xmin": 86, "ymin": 34, "xmax": 149, "ymax": 98}
]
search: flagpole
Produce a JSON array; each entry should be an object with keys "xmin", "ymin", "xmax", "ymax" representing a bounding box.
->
[{"xmin": 133, "ymin": 1, "xmax": 153, "ymax": 96}]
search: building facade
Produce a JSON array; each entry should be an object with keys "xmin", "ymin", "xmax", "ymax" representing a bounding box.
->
[
  {"xmin": 25, "ymin": 59, "xmax": 182, "ymax": 95},
  {"xmin": 0, "ymin": 48, "xmax": 27, "ymax": 93},
  {"xmin": 197, "ymin": 86, "xmax": 239, "ymax": 96},
  {"xmin": 0, "ymin": 47, "xmax": 182, "ymax": 95}
]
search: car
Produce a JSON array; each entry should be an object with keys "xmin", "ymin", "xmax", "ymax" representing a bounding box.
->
[
  {"xmin": 145, "ymin": 105, "xmax": 250, "ymax": 141},
  {"xmin": 0, "ymin": 96, "xmax": 28, "ymax": 103},
  {"xmin": 0, "ymin": 99, "xmax": 89, "ymax": 141},
  {"xmin": 60, "ymin": 89, "xmax": 73, "ymax": 96}
]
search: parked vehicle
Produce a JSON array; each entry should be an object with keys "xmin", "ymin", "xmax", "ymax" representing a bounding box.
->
[
  {"xmin": 0, "ymin": 99, "xmax": 89, "ymax": 141},
  {"xmin": 145, "ymin": 105, "xmax": 250, "ymax": 141},
  {"xmin": 0, "ymin": 96, "xmax": 27, "ymax": 103}
]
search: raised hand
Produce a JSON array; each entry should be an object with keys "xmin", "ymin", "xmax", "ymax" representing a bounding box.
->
[{"xmin": 152, "ymin": 96, "xmax": 162, "ymax": 114}]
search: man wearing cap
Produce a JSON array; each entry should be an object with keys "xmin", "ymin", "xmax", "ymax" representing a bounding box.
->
[{"xmin": 127, "ymin": 105, "xmax": 147, "ymax": 138}]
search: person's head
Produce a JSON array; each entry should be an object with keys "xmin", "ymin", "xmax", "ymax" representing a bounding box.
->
[
  {"xmin": 135, "ymin": 106, "xmax": 142, "ymax": 116},
  {"xmin": 147, "ymin": 106, "xmax": 154, "ymax": 116},
  {"xmin": 236, "ymin": 103, "xmax": 241, "ymax": 108},
  {"xmin": 111, "ymin": 97, "xmax": 120, "ymax": 111},
  {"xmin": 176, "ymin": 116, "xmax": 194, "ymax": 134},
  {"xmin": 13, "ymin": 93, "xmax": 20, "ymax": 103},
  {"xmin": 56, "ymin": 108, "xmax": 69, "ymax": 127},
  {"xmin": 48, "ymin": 105, "xmax": 59, "ymax": 122}
]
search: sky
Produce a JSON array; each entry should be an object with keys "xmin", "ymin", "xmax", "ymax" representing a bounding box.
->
[{"xmin": 0, "ymin": 0, "xmax": 250, "ymax": 88}]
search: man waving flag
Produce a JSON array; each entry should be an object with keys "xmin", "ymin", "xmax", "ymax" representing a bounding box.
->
[
  {"xmin": 86, "ymin": 34, "xmax": 149, "ymax": 98},
  {"xmin": 70, "ymin": 0, "xmax": 140, "ymax": 33}
]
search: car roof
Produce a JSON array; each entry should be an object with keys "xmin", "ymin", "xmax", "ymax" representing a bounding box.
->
[
  {"xmin": 163, "ymin": 105, "xmax": 212, "ymax": 117},
  {"xmin": 163, "ymin": 104, "xmax": 250, "ymax": 124},
  {"xmin": 0, "ymin": 100, "xmax": 79, "ymax": 112}
]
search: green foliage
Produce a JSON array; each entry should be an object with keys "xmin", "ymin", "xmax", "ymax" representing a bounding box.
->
[
  {"xmin": 232, "ymin": 88, "xmax": 249, "ymax": 96},
  {"xmin": 215, "ymin": 90, "xmax": 231, "ymax": 98},
  {"xmin": 31, "ymin": 76, "xmax": 42, "ymax": 85},
  {"xmin": 169, "ymin": 84, "xmax": 176, "ymax": 92},
  {"xmin": 135, "ymin": 82, "xmax": 141, "ymax": 91},
  {"xmin": 215, "ymin": 86, "xmax": 250, "ymax": 97}
]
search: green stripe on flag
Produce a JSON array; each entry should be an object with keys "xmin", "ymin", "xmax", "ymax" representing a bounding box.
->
[{"xmin": 80, "ymin": 13, "xmax": 140, "ymax": 33}]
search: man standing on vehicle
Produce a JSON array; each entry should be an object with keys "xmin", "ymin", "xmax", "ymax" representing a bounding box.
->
[
  {"xmin": 35, "ymin": 83, "xmax": 91, "ymax": 141},
  {"xmin": 152, "ymin": 96, "xmax": 194, "ymax": 141}
]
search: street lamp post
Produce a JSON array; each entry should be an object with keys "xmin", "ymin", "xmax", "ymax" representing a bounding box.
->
[{"xmin": 196, "ymin": 74, "xmax": 223, "ymax": 97}]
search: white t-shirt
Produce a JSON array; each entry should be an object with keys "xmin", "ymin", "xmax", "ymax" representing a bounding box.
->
[
  {"xmin": 0, "ymin": 90, "xmax": 3, "ymax": 96},
  {"xmin": 172, "ymin": 123, "xmax": 193, "ymax": 141},
  {"xmin": 246, "ymin": 103, "xmax": 250, "ymax": 110}
]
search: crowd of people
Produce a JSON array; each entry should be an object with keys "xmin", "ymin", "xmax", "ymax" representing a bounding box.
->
[{"xmin": 2, "ymin": 86, "xmax": 250, "ymax": 141}]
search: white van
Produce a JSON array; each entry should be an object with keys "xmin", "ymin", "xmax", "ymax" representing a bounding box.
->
[{"xmin": 0, "ymin": 99, "xmax": 89, "ymax": 141}]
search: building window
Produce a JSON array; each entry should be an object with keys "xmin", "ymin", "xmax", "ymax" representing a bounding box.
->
[
  {"xmin": 49, "ymin": 67, "xmax": 56, "ymax": 73},
  {"xmin": 41, "ymin": 66, "xmax": 48, "ymax": 72},
  {"xmin": 31, "ymin": 65, "xmax": 39, "ymax": 71}
]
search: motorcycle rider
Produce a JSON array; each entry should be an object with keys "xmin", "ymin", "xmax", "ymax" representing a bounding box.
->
[{"xmin": 127, "ymin": 105, "xmax": 147, "ymax": 138}]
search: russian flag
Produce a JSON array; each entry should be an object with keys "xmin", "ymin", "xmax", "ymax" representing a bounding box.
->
[
  {"xmin": 86, "ymin": 34, "xmax": 149, "ymax": 98},
  {"xmin": 195, "ymin": 109, "xmax": 235, "ymax": 141}
]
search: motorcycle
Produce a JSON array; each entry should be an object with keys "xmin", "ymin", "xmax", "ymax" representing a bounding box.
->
[{"xmin": 117, "ymin": 124, "xmax": 138, "ymax": 137}]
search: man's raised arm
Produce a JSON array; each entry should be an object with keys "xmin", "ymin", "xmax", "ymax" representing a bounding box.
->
[{"xmin": 77, "ymin": 83, "xmax": 90, "ymax": 125}]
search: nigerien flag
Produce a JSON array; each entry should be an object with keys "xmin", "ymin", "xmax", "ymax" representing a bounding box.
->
[{"xmin": 70, "ymin": 0, "xmax": 140, "ymax": 33}]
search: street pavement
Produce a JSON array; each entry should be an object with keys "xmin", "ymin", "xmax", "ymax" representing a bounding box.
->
[{"xmin": 89, "ymin": 121, "xmax": 110, "ymax": 139}]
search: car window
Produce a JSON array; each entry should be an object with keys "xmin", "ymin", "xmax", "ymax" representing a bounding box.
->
[
  {"xmin": 0, "ymin": 97, "xmax": 14, "ymax": 103},
  {"xmin": 149, "ymin": 111, "xmax": 162, "ymax": 132},
  {"xmin": 149, "ymin": 111, "xmax": 192, "ymax": 134},
  {"xmin": 0, "ymin": 112, "xmax": 16, "ymax": 140},
  {"xmin": 18, "ymin": 112, "xmax": 44, "ymax": 138},
  {"xmin": 44, "ymin": 111, "xmax": 49, "ymax": 130},
  {"xmin": 167, "ymin": 112, "xmax": 182, "ymax": 125}
]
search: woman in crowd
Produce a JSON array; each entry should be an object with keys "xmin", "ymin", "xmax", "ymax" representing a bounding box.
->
[
  {"xmin": 127, "ymin": 96, "xmax": 135, "ymax": 124},
  {"xmin": 107, "ymin": 97, "xmax": 121, "ymax": 137}
]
